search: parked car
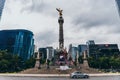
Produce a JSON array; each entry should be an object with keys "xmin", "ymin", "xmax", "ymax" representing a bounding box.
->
[{"xmin": 70, "ymin": 71, "xmax": 89, "ymax": 79}]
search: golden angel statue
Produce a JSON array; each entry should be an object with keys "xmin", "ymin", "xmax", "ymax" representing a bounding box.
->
[{"xmin": 56, "ymin": 8, "xmax": 63, "ymax": 17}]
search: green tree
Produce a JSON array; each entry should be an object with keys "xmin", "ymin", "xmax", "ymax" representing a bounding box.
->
[
  {"xmin": 0, "ymin": 50, "xmax": 36, "ymax": 73},
  {"xmin": 78, "ymin": 56, "xmax": 83, "ymax": 64},
  {"xmin": 0, "ymin": 59, "xmax": 10, "ymax": 72},
  {"xmin": 25, "ymin": 58, "xmax": 36, "ymax": 69}
]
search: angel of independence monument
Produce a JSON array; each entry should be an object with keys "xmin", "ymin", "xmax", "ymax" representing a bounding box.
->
[
  {"xmin": 56, "ymin": 8, "xmax": 67, "ymax": 66},
  {"xmin": 56, "ymin": 8, "xmax": 64, "ymax": 50}
]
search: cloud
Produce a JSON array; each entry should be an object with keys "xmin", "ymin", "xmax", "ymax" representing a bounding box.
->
[
  {"xmin": 72, "ymin": 0, "xmax": 119, "ymax": 29},
  {"xmin": 21, "ymin": 0, "xmax": 47, "ymax": 13},
  {"xmin": 1, "ymin": 0, "xmax": 120, "ymax": 48},
  {"xmin": 35, "ymin": 30, "xmax": 57, "ymax": 47}
]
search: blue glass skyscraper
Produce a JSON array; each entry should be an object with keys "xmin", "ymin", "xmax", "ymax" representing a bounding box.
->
[
  {"xmin": 0, "ymin": 29, "xmax": 34, "ymax": 60},
  {"xmin": 116, "ymin": 0, "xmax": 120, "ymax": 15},
  {"xmin": 0, "ymin": 0, "xmax": 5, "ymax": 20}
]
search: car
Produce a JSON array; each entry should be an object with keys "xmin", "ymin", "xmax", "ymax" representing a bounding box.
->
[{"xmin": 70, "ymin": 71, "xmax": 89, "ymax": 79}]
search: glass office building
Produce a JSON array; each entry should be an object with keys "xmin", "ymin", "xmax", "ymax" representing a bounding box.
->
[
  {"xmin": 0, "ymin": 0, "xmax": 5, "ymax": 20},
  {"xmin": 68, "ymin": 44, "xmax": 78, "ymax": 61},
  {"xmin": 78, "ymin": 45, "xmax": 87, "ymax": 56},
  {"xmin": 116, "ymin": 0, "xmax": 120, "ymax": 15},
  {"xmin": 39, "ymin": 48, "xmax": 47, "ymax": 60},
  {"xmin": 88, "ymin": 44, "xmax": 119, "ymax": 57},
  {"xmin": 0, "ymin": 29, "xmax": 34, "ymax": 60}
]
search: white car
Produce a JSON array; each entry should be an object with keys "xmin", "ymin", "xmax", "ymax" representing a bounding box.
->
[{"xmin": 70, "ymin": 71, "xmax": 89, "ymax": 78}]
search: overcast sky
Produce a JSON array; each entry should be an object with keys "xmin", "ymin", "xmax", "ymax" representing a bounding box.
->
[{"xmin": 0, "ymin": 0, "xmax": 120, "ymax": 49}]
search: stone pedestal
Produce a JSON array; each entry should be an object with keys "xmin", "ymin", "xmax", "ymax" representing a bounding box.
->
[
  {"xmin": 83, "ymin": 50, "xmax": 89, "ymax": 68},
  {"xmin": 83, "ymin": 59, "xmax": 89, "ymax": 68},
  {"xmin": 34, "ymin": 52, "xmax": 40, "ymax": 69}
]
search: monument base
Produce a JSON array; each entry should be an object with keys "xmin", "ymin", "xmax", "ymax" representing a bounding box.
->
[
  {"xmin": 83, "ymin": 59, "xmax": 89, "ymax": 69},
  {"xmin": 34, "ymin": 59, "xmax": 40, "ymax": 69}
]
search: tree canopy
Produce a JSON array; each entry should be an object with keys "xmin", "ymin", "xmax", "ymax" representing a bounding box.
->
[{"xmin": 0, "ymin": 50, "xmax": 35, "ymax": 73}]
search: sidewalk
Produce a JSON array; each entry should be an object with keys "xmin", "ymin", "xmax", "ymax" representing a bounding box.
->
[{"xmin": 0, "ymin": 73, "xmax": 120, "ymax": 77}]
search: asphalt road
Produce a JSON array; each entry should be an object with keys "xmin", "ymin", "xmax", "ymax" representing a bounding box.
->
[{"xmin": 0, "ymin": 76, "xmax": 120, "ymax": 80}]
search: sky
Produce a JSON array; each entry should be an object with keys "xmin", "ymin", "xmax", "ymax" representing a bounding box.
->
[{"xmin": 0, "ymin": 0, "xmax": 120, "ymax": 49}]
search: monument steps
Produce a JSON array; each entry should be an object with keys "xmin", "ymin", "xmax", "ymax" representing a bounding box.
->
[{"xmin": 20, "ymin": 64, "xmax": 101, "ymax": 74}]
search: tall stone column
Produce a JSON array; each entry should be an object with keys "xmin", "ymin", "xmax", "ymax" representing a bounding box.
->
[
  {"xmin": 58, "ymin": 16, "xmax": 64, "ymax": 50},
  {"xmin": 56, "ymin": 8, "xmax": 64, "ymax": 50}
]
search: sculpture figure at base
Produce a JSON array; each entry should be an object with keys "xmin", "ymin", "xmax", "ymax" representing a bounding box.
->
[
  {"xmin": 83, "ymin": 50, "xmax": 89, "ymax": 68},
  {"xmin": 34, "ymin": 52, "xmax": 41, "ymax": 69}
]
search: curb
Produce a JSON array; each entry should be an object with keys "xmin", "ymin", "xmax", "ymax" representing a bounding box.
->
[{"xmin": 0, "ymin": 73, "xmax": 120, "ymax": 77}]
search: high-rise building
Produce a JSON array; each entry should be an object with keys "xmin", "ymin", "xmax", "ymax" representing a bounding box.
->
[
  {"xmin": 46, "ymin": 47, "xmax": 54, "ymax": 60},
  {"xmin": 0, "ymin": 29, "xmax": 34, "ymax": 60},
  {"xmin": 71, "ymin": 47, "xmax": 78, "ymax": 62},
  {"xmin": 68, "ymin": 44, "xmax": 78, "ymax": 61},
  {"xmin": 86, "ymin": 40, "xmax": 95, "ymax": 45},
  {"xmin": 0, "ymin": 0, "xmax": 5, "ymax": 20},
  {"xmin": 78, "ymin": 45, "xmax": 87, "ymax": 56},
  {"xmin": 88, "ymin": 44, "xmax": 119, "ymax": 57},
  {"xmin": 86, "ymin": 40, "xmax": 120, "ymax": 57},
  {"xmin": 39, "ymin": 48, "xmax": 47, "ymax": 60},
  {"xmin": 68, "ymin": 44, "xmax": 72, "ymax": 55},
  {"xmin": 116, "ymin": 0, "xmax": 120, "ymax": 15}
]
